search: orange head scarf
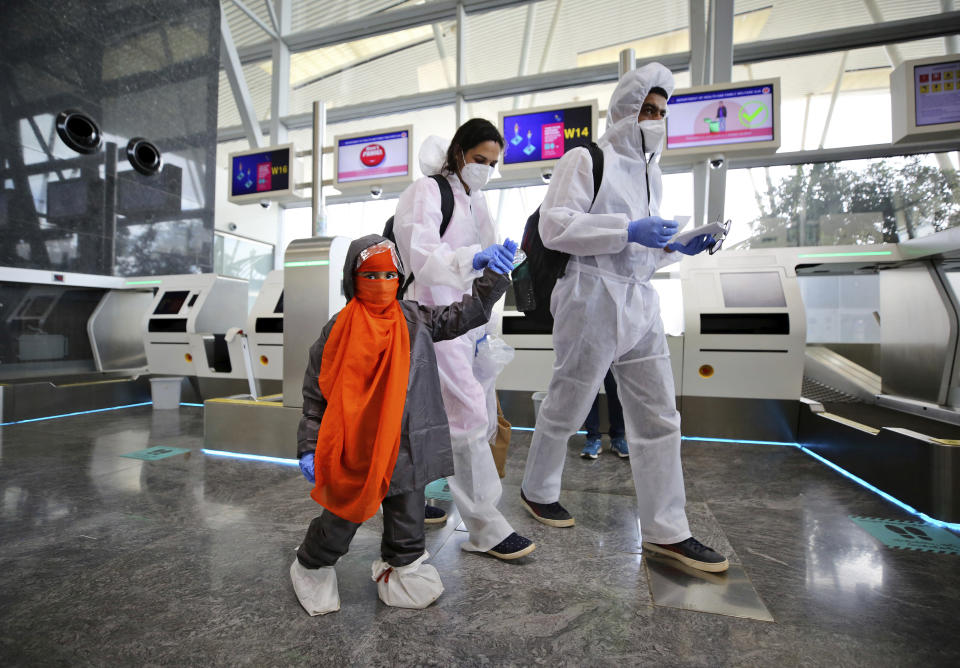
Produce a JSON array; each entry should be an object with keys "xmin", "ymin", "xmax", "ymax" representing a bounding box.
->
[{"xmin": 311, "ymin": 244, "xmax": 411, "ymax": 523}]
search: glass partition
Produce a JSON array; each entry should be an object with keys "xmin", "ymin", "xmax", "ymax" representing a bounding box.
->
[{"xmin": 725, "ymin": 152, "xmax": 960, "ymax": 248}]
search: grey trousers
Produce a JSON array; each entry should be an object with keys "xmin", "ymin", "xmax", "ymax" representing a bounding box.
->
[{"xmin": 296, "ymin": 487, "xmax": 426, "ymax": 569}]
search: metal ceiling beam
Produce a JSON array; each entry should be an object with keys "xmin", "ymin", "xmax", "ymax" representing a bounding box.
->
[
  {"xmin": 233, "ymin": 0, "xmax": 531, "ymax": 65},
  {"xmin": 731, "ymin": 10, "xmax": 960, "ymax": 65},
  {"xmin": 269, "ymin": 0, "xmax": 290, "ymax": 144},
  {"xmin": 217, "ymin": 11, "xmax": 960, "ymax": 143},
  {"xmin": 228, "ymin": 0, "xmax": 278, "ymax": 40},
  {"xmin": 512, "ymin": 2, "xmax": 537, "ymax": 109},
  {"xmin": 220, "ymin": 5, "xmax": 264, "ymax": 147}
]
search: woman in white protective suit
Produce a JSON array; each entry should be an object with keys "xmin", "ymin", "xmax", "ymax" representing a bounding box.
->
[
  {"xmin": 518, "ymin": 63, "xmax": 730, "ymax": 573},
  {"xmin": 392, "ymin": 119, "xmax": 536, "ymax": 560}
]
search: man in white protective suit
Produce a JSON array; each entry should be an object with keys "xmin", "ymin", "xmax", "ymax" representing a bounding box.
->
[
  {"xmin": 519, "ymin": 63, "xmax": 730, "ymax": 573},
  {"xmin": 393, "ymin": 119, "xmax": 536, "ymax": 560}
]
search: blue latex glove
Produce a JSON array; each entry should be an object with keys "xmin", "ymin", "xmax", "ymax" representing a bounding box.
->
[
  {"xmin": 667, "ymin": 234, "xmax": 716, "ymax": 256},
  {"xmin": 502, "ymin": 238, "xmax": 518, "ymax": 256},
  {"xmin": 474, "ymin": 333, "xmax": 488, "ymax": 356},
  {"xmin": 299, "ymin": 453, "xmax": 315, "ymax": 483},
  {"xmin": 627, "ymin": 216, "xmax": 679, "ymax": 249},
  {"xmin": 473, "ymin": 243, "xmax": 514, "ymax": 274}
]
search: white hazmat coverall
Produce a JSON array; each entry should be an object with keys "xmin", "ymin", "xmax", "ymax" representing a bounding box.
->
[
  {"xmin": 393, "ymin": 152, "xmax": 515, "ymax": 553},
  {"xmin": 521, "ymin": 63, "xmax": 692, "ymax": 545}
]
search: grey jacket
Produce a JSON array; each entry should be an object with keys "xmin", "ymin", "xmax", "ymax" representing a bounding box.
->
[{"xmin": 297, "ymin": 234, "xmax": 509, "ymax": 497}]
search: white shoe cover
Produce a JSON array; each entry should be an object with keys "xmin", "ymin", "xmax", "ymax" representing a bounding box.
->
[
  {"xmin": 371, "ymin": 552, "xmax": 444, "ymax": 609},
  {"xmin": 290, "ymin": 560, "xmax": 340, "ymax": 616}
]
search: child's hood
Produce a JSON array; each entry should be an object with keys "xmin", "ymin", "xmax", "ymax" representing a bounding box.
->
[{"xmin": 341, "ymin": 234, "xmax": 407, "ymax": 302}]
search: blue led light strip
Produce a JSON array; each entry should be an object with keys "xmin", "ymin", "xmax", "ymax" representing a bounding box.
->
[
  {"xmin": 510, "ymin": 429, "xmax": 959, "ymax": 531},
  {"xmin": 180, "ymin": 403, "xmax": 205, "ymax": 407},
  {"xmin": 0, "ymin": 402, "xmax": 153, "ymax": 426},
  {"xmin": 799, "ymin": 446, "xmax": 960, "ymax": 532},
  {"xmin": 682, "ymin": 435, "xmax": 801, "ymax": 447},
  {"xmin": 202, "ymin": 448, "xmax": 299, "ymax": 466}
]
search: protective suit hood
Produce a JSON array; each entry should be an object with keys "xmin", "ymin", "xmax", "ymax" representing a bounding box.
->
[
  {"xmin": 606, "ymin": 63, "xmax": 675, "ymax": 125},
  {"xmin": 601, "ymin": 63, "xmax": 675, "ymax": 160},
  {"xmin": 418, "ymin": 135, "xmax": 448, "ymax": 176},
  {"xmin": 342, "ymin": 234, "xmax": 406, "ymax": 302}
]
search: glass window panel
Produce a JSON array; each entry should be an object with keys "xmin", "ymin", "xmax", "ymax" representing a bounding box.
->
[
  {"xmin": 728, "ymin": 38, "xmax": 952, "ymax": 151},
  {"xmin": 734, "ymin": 0, "xmax": 946, "ymax": 41},
  {"xmin": 465, "ymin": 0, "xmax": 689, "ymax": 84},
  {"xmin": 214, "ymin": 231, "xmax": 274, "ymax": 309},
  {"xmin": 218, "ymin": 60, "xmax": 273, "ymax": 129},
  {"xmin": 724, "ymin": 152, "xmax": 960, "ymax": 248},
  {"xmin": 288, "ymin": 34, "xmax": 452, "ymax": 113}
]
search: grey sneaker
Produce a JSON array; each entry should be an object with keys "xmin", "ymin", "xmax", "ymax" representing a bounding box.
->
[
  {"xmin": 610, "ymin": 437, "xmax": 629, "ymax": 458},
  {"xmin": 580, "ymin": 437, "xmax": 602, "ymax": 459},
  {"xmin": 642, "ymin": 537, "xmax": 729, "ymax": 573}
]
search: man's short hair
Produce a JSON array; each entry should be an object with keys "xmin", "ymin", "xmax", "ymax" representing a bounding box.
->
[{"xmin": 649, "ymin": 86, "xmax": 669, "ymax": 100}]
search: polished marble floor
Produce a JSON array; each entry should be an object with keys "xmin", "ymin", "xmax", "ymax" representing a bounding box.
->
[{"xmin": 2, "ymin": 405, "xmax": 959, "ymax": 666}]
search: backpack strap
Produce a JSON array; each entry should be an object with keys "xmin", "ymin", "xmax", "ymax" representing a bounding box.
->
[
  {"xmin": 429, "ymin": 173, "xmax": 455, "ymax": 236},
  {"xmin": 585, "ymin": 141, "xmax": 604, "ymax": 209},
  {"xmin": 399, "ymin": 174, "xmax": 455, "ymax": 298}
]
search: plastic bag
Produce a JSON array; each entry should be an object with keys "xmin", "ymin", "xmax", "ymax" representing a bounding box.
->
[
  {"xmin": 290, "ymin": 561, "xmax": 340, "ymax": 616},
  {"xmin": 473, "ymin": 335, "xmax": 515, "ymax": 442},
  {"xmin": 371, "ymin": 552, "xmax": 443, "ymax": 609}
]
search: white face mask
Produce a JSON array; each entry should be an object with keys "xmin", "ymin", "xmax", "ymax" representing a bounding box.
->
[
  {"xmin": 460, "ymin": 162, "xmax": 493, "ymax": 192},
  {"xmin": 638, "ymin": 119, "xmax": 666, "ymax": 153}
]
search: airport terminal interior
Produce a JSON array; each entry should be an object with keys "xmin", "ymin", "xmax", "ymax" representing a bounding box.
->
[{"xmin": 2, "ymin": 0, "xmax": 959, "ymax": 665}]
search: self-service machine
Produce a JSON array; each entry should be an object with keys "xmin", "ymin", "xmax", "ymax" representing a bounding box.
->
[
  {"xmin": 143, "ymin": 274, "xmax": 248, "ymax": 381},
  {"xmin": 679, "ymin": 249, "xmax": 807, "ymax": 442},
  {"xmin": 203, "ymin": 237, "xmax": 351, "ymax": 458},
  {"xmin": 245, "ymin": 269, "xmax": 284, "ymax": 382}
]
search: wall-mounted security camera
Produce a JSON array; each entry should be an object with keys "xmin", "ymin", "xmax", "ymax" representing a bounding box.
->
[
  {"xmin": 126, "ymin": 137, "xmax": 162, "ymax": 175},
  {"xmin": 708, "ymin": 154, "xmax": 725, "ymax": 170},
  {"xmin": 259, "ymin": 199, "xmax": 272, "ymax": 209},
  {"xmin": 540, "ymin": 168, "xmax": 553, "ymax": 184},
  {"xmin": 55, "ymin": 109, "xmax": 102, "ymax": 154},
  {"xmin": 227, "ymin": 222, "xmax": 238, "ymax": 231},
  {"xmin": 369, "ymin": 185, "xmax": 383, "ymax": 199}
]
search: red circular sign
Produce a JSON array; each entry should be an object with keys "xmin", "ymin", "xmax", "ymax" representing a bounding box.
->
[{"xmin": 360, "ymin": 144, "xmax": 385, "ymax": 167}]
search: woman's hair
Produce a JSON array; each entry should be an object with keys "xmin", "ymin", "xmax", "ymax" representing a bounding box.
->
[{"xmin": 442, "ymin": 118, "xmax": 504, "ymax": 175}]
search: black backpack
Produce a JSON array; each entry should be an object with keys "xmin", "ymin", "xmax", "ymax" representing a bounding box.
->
[
  {"xmin": 383, "ymin": 173, "xmax": 454, "ymax": 297},
  {"xmin": 512, "ymin": 142, "xmax": 604, "ymax": 326}
]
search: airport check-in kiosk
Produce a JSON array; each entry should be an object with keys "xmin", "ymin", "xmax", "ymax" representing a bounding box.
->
[
  {"xmin": 679, "ymin": 249, "xmax": 807, "ymax": 441},
  {"xmin": 143, "ymin": 274, "xmax": 248, "ymax": 378},
  {"xmin": 203, "ymin": 237, "xmax": 350, "ymax": 457},
  {"xmin": 0, "ymin": 274, "xmax": 156, "ymax": 422},
  {"xmin": 246, "ymin": 269, "xmax": 284, "ymax": 381}
]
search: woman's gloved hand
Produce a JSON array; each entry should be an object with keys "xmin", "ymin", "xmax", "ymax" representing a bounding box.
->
[
  {"xmin": 299, "ymin": 453, "xmax": 315, "ymax": 483},
  {"xmin": 627, "ymin": 216, "xmax": 678, "ymax": 248},
  {"xmin": 667, "ymin": 234, "xmax": 715, "ymax": 256},
  {"xmin": 473, "ymin": 243, "xmax": 514, "ymax": 274}
]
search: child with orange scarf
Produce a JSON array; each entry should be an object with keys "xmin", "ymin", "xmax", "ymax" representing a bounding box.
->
[{"xmin": 290, "ymin": 234, "xmax": 515, "ymax": 615}]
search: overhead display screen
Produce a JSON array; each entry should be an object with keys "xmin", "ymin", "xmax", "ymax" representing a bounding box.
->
[
  {"xmin": 501, "ymin": 104, "xmax": 594, "ymax": 166},
  {"xmin": 666, "ymin": 84, "xmax": 775, "ymax": 150},
  {"xmin": 231, "ymin": 147, "xmax": 291, "ymax": 198},
  {"xmin": 336, "ymin": 130, "xmax": 409, "ymax": 183},
  {"xmin": 914, "ymin": 60, "xmax": 960, "ymax": 126}
]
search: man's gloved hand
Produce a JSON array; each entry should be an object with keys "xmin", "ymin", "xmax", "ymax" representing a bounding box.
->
[
  {"xmin": 299, "ymin": 453, "xmax": 315, "ymax": 483},
  {"xmin": 473, "ymin": 243, "xmax": 514, "ymax": 274},
  {"xmin": 667, "ymin": 234, "xmax": 715, "ymax": 256},
  {"xmin": 627, "ymin": 216, "xmax": 678, "ymax": 249}
]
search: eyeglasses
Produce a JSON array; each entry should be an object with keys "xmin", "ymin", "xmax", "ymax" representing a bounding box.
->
[{"xmin": 708, "ymin": 218, "xmax": 732, "ymax": 255}]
